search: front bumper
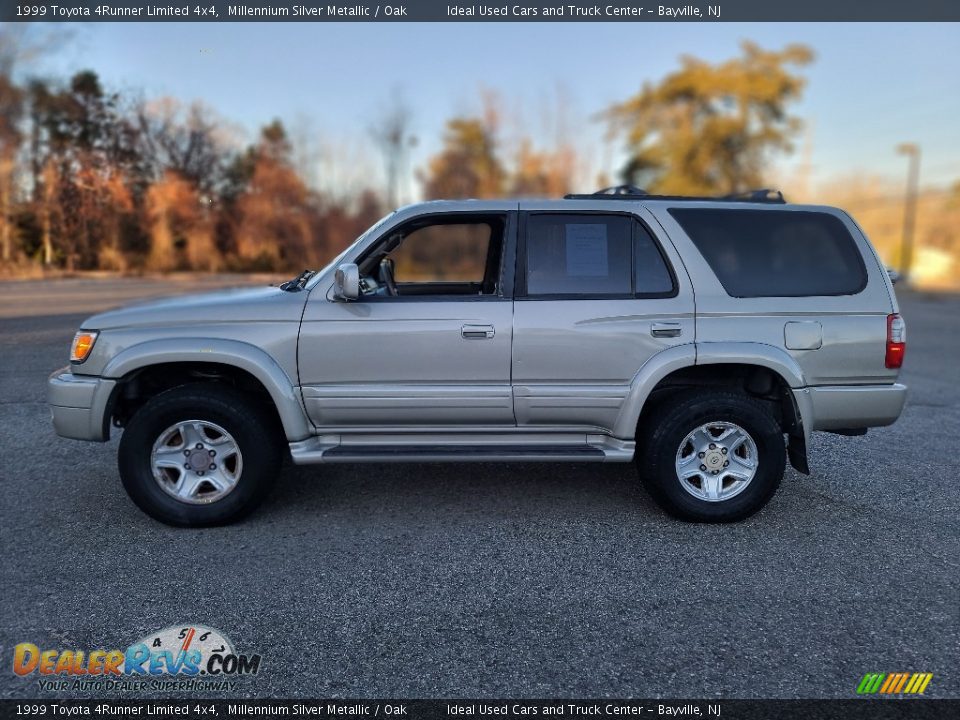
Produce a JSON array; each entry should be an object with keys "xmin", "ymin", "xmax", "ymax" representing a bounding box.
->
[
  {"xmin": 47, "ymin": 367, "xmax": 117, "ymax": 441},
  {"xmin": 794, "ymin": 382, "xmax": 908, "ymax": 432}
]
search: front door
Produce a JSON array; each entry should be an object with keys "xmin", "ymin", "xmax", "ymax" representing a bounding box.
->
[
  {"xmin": 511, "ymin": 205, "xmax": 695, "ymax": 434},
  {"xmin": 298, "ymin": 211, "xmax": 516, "ymax": 428}
]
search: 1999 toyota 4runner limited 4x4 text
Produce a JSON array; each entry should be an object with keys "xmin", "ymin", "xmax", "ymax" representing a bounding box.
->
[{"xmin": 48, "ymin": 187, "xmax": 907, "ymax": 526}]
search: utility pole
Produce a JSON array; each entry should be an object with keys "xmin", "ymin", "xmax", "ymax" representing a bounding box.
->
[
  {"xmin": 896, "ymin": 143, "xmax": 921, "ymax": 278},
  {"xmin": 797, "ymin": 119, "xmax": 815, "ymax": 200}
]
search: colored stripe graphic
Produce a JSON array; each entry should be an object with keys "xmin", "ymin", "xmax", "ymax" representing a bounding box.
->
[
  {"xmin": 892, "ymin": 673, "xmax": 910, "ymax": 693},
  {"xmin": 879, "ymin": 673, "xmax": 899, "ymax": 693},
  {"xmin": 906, "ymin": 673, "xmax": 934, "ymax": 694},
  {"xmin": 857, "ymin": 672, "xmax": 933, "ymax": 695},
  {"xmin": 857, "ymin": 673, "xmax": 886, "ymax": 694}
]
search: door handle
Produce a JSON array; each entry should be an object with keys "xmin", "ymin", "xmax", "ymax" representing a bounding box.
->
[
  {"xmin": 651, "ymin": 322, "xmax": 682, "ymax": 338},
  {"xmin": 461, "ymin": 324, "xmax": 495, "ymax": 340}
]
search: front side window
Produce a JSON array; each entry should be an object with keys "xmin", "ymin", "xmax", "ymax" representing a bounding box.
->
[
  {"xmin": 523, "ymin": 214, "xmax": 675, "ymax": 297},
  {"xmin": 359, "ymin": 215, "xmax": 505, "ymax": 298},
  {"xmin": 391, "ymin": 223, "xmax": 491, "ymax": 284}
]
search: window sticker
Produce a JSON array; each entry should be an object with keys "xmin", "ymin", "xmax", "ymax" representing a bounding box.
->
[{"xmin": 565, "ymin": 224, "xmax": 609, "ymax": 277}]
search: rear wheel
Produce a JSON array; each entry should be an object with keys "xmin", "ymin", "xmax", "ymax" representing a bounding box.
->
[
  {"xmin": 118, "ymin": 383, "xmax": 281, "ymax": 526},
  {"xmin": 637, "ymin": 390, "xmax": 785, "ymax": 522}
]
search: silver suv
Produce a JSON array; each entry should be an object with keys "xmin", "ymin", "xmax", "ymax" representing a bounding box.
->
[{"xmin": 47, "ymin": 188, "xmax": 907, "ymax": 526}]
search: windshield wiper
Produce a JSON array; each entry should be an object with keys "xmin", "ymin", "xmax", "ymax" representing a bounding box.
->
[{"xmin": 280, "ymin": 269, "xmax": 316, "ymax": 292}]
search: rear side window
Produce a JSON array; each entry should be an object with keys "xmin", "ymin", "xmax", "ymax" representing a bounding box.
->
[
  {"xmin": 524, "ymin": 214, "xmax": 675, "ymax": 297},
  {"xmin": 634, "ymin": 222, "xmax": 675, "ymax": 295},
  {"xmin": 668, "ymin": 209, "xmax": 867, "ymax": 297}
]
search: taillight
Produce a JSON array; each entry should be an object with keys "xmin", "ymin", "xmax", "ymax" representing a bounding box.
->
[{"xmin": 885, "ymin": 313, "xmax": 906, "ymax": 369}]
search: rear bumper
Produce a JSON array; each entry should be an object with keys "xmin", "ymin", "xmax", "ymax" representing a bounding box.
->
[
  {"xmin": 794, "ymin": 383, "xmax": 907, "ymax": 432},
  {"xmin": 47, "ymin": 367, "xmax": 116, "ymax": 441}
]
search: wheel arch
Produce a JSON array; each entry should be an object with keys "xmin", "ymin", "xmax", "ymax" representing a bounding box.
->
[
  {"xmin": 615, "ymin": 342, "xmax": 811, "ymax": 472},
  {"xmin": 102, "ymin": 339, "xmax": 312, "ymax": 442}
]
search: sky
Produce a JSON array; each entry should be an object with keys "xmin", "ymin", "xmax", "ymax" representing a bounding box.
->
[{"xmin": 27, "ymin": 21, "xmax": 960, "ymax": 200}]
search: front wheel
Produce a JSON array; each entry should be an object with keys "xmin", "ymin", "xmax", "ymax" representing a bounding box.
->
[
  {"xmin": 637, "ymin": 391, "xmax": 786, "ymax": 522},
  {"xmin": 118, "ymin": 383, "xmax": 281, "ymax": 526}
]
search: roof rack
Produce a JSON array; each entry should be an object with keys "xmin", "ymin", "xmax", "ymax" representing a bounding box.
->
[
  {"xmin": 564, "ymin": 185, "xmax": 786, "ymax": 204},
  {"xmin": 592, "ymin": 184, "xmax": 649, "ymax": 196}
]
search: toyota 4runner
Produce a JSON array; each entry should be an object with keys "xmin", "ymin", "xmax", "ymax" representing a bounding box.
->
[{"xmin": 48, "ymin": 188, "xmax": 907, "ymax": 526}]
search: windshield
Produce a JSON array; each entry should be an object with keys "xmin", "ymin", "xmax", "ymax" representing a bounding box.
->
[{"xmin": 311, "ymin": 211, "xmax": 397, "ymax": 282}]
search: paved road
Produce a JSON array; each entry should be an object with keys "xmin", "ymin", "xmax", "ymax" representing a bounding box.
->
[{"xmin": 1, "ymin": 278, "xmax": 957, "ymax": 700}]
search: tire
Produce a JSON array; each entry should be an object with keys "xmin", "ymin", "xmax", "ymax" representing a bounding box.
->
[
  {"xmin": 118, "ymin": 383, "xmax": 282, "ymax": 527},
  {"xmin": 636, "ymin": 390, "xmax": 785, "ymax": 522}
]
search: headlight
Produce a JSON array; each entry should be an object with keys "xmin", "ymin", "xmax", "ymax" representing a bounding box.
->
[{"xmin": 70, "ymin": 331, "xmax": 99, "ymax": 363}]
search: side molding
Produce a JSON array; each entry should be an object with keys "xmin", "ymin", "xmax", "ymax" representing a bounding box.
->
[{"xmin": 101, "ymin": 338, "xmax": 312, "ymax": 441}]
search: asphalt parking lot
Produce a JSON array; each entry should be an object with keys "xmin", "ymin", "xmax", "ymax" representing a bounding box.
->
[{"xmin": 1, "ymin": 277, "xmax": 957, "ymax": 700}]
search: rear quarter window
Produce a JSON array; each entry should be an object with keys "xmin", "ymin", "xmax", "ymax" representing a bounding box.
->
[{"xmin": 668, "ymin": 208, "xmax": 868, "ymax": 298}]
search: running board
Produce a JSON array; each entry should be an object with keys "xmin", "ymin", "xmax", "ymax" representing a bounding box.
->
[{"xmin": 288, "ymin": 434, "xmax": 634, "ymax": 464}]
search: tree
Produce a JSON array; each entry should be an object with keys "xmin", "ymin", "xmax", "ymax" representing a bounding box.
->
[
  {"xmin": 0, "ymin": 73, "xmax": 22, "ymax": 262},
  {"xmin": 605, "ymin": 41, "xmax": 813, "ymax": 195},
  {"xmin": 509, "ymin": 139, "xmax": 577, "ymax": 197},
  {"xmin": 370, "ymin": 94, "xmax": 416, "ymax": 208},
  {"xmin": 145, "ymin": 170, "xmax": 218, "ymax": 271},
  {"xmin": 0, "ymin": 25, "xmax": 34, "ymax": 262},
  {"xmin": 135, "ymin": 98, "xmax": 229, "ymax": 195},
  {"xmin": 35, "ymin": 71, "xmax": 140, "ymax": 269},
  {"xmin": 231, "ymin": 120, "xmax": 313, "ymax": 269},
  {"xmin": 421, "ymin": 116, "xmax": 505, "ymax": 199}
]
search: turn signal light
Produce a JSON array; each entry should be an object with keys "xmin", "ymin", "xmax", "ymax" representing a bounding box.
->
[
  {"xmin": 70, "ymin": 331, "xmax": 99, "ymax": 363},
  {"xmin": 885, "ymin": 314, "xmax": 905, "ymax": 369}
]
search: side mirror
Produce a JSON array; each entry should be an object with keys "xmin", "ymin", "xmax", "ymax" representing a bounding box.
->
[
  {"xmin": 887, "ymin": 268, "xmax": 901, "ymax": 285},
  {"xmin": 333, "ymin": 263, "xmax": 360, "ymax": 300}
]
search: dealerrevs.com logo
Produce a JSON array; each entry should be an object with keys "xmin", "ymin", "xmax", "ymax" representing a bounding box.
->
[{"xmin": 12, "ymin": 624, "xmax": 262, "ymax": 692}]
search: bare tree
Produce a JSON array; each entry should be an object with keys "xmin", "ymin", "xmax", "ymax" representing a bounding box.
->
[
  {"xmin": 135, "ymin": 97, "xmax": 231, "ymax": 195},
  {"xmin": 289, "ymin": 113, "xmax": 322, "ymax": 190},
  {"xmin": 370, "ymin": 93, "xmax": 417, "ymax": 208}
]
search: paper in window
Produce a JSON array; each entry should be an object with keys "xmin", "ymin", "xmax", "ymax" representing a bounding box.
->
[{"xmin": 565, "ymin": 224, "xmax": 608, "ymax": 277}]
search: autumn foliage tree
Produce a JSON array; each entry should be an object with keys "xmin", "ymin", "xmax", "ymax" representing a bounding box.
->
[
  {"xmin": 231, "ymin": 121, "xmax": 314, "ymax": 270},
  {"xmin": 146, "ymin": 171, "xmax": 218, "ymax": 272},
  {"xmin": 0, "ymin": 26, "xmax": 30, "ymax": 263},
  {"xmin": 0, "ymin": 73, "xmax": 22, "ymax": 263},
  {"xmin": 606, "ymin": 41, "xmax": 814, "ymax": 195},
  {"xmin": 3, "ymin": 38, "xmax": 959, "ymax": 287},
  {"xmin": 36, "ymin": 71, "xmax": 140, "ymax": 270},
  {"xmin": 421, "ymin": 117, "xmax": 506, "ymax": 199},
  {"xmin": 509, "ymin": 139, "xmax": 578, "ymax": 197},
  {"xmin": 2, "ymin": 66, "xmax": 384, "ymax": 275}
]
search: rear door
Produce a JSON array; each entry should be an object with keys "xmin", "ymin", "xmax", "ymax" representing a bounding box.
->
[{"xmin": 511, "ymin": 204, "xmax": 695, "ymax": 434}]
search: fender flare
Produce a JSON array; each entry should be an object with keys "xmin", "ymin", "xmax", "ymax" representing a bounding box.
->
[
  {"xmin": 694, "ymin": 341, "xmax": 807, "ymax": 388},
  {"xmin": 696, "ymin": 341, "xmax": 812, "ymax": 448},
  {"xmin": 102, "ymin": 338, "xmax": 312, "ymax": 441},
  {"xmin": 613, "ymin": 344, "xmax": 697, "ymax": 438},
  {"xmin": 613, "ymin": 342, "xmax": 812, "ymax": 443}
]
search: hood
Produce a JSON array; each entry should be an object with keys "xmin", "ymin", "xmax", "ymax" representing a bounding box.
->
[{"xmin": 83, "ymin": 284, "xmax": 309, "ymax": 330}]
